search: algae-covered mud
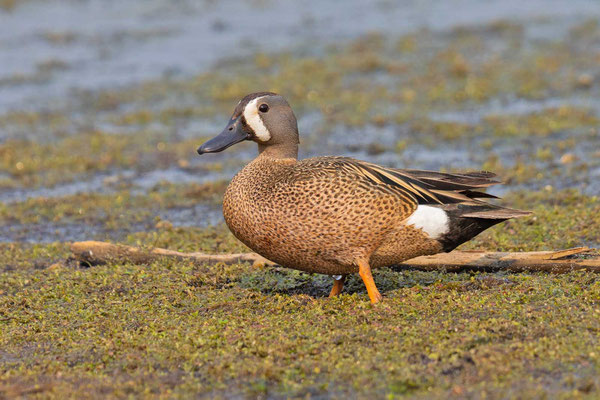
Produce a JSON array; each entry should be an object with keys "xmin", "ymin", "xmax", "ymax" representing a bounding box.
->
[{"xmin": 2, "ymin": 0, "xmax": 600, "ymax": 398}]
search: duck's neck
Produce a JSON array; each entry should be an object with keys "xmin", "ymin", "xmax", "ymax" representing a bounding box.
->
[{"xmin": 257, "ymin": 142, "xmax": 298, "ymax": 160}]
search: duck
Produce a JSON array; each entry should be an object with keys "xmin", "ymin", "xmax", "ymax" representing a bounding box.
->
[{"xmin": 197, "ymin": 92, "xmax": 530, "ymax": 303}]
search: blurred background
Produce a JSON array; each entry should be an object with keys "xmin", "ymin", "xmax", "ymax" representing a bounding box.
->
[{"xmin": 1, "ymin": 0, "xmax": 599, "ymax": 246}]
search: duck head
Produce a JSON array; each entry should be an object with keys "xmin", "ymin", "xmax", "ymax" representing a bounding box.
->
[{"xmin": 197, "ymin": 92, "xmax": 299, "ymax": 159}]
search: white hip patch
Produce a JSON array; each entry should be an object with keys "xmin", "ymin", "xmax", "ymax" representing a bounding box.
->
[
  {"xmin": 405, "ymin": 205, "xmax": 449, "ymax": 239},
  {"xmin": 243, "ymin": 97, "xmax": 271, "ymax": 142}
]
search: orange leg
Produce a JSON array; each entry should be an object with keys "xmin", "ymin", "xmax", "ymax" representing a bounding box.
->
[
  {"xmin": 358, "ymin": 260, "xmax": 382, "ymax": 304},
  {"xmin": 329, "ymin": 275, "xmax": 346, "ymax": 297}
]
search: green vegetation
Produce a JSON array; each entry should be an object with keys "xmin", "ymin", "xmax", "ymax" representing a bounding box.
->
[
  {"xmin": 465, "ymin": 190, "xmax": 600, "ymax": 251},
  {"xmin": 0, "ymin": 131, "xmax": 217, "ymax": 188},
  {"xmin": 2, "ymin": 189, "xmax": 600, "ymax": 398},
  {"xmin": 0, "ymin": 181, "xmax": 227, "ymax": 227},
  {"xmin": 484, "ymin": 107, "xmax": 599, "ymax": 138},
  {"xmin": 2, "ymin": 18, "xmax": 599, "ymax": 189}
]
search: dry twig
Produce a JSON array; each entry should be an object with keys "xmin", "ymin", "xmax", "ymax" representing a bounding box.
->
[{"xmin": 70, "ymin": 241, "xmax": 600, "ymax": 273}]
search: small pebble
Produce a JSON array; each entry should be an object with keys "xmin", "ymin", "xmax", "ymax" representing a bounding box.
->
[
  {"xmin": 576, "ymin": 73, "xmax": 593, "ymax": 88},
  {"xmin": 155, "ymin": 220, "xmax": 173, "ymax": 230},
  {"xmin": 103, "ymin": 175, "xmax": 119, "ymax": 185},
  {"xmin": 559, "ymin": 153, "xmax": 576, "ymax": 164},
  {"xmin": 47, "ymin": 263, "xmax": 63, "ymax": 271}
]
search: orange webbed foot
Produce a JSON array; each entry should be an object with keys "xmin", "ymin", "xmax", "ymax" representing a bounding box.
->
[
  {"xmin": 358, "ymin": 260, "xmax": 382, "ymax": 304},
  {"xmin": 328, "ymin": 275, "xmax": 346, "ymax": 297}
]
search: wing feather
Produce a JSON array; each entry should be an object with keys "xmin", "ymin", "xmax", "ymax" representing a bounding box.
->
[{"xmin": 313, "ymin": 157, "xmax": 502, "ymax": 206}]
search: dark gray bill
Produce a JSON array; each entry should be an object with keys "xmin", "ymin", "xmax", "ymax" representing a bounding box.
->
[{"xmin": 197, "ymin": 118, "xmax": 249, "ymax": 154}]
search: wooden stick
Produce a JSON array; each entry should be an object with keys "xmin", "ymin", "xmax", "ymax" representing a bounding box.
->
[
  {"xmin": 70, "ymin": 241, "xmax": 600, "ymax": 273},
  {"xmin": 70, "ymin": 241, "xmax": 272, "ymax": 267},
  {"xmin": 393, "ymin": 247, "xmax": 600, "ymax": 273}
]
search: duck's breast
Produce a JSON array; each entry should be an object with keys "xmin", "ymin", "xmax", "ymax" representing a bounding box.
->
[{"xmin": 220, "ymin": 160, "xmax": 408, "ymax": 274}]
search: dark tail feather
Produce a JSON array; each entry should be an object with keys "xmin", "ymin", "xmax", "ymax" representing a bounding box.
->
[
  {"xmin": 437, "ymin": 203, "xmax": 531, "ymax": 252},
  {"xmin": 460, "ymin": 207, "xmax": 532, "ymax": 219},
  {"xmin": 400, "ymin": 169, "xmax": 500, "ymax": 190},
  {"xmin": 459, "ymin": 190, "xmax": 499, "ymax": 199},
  {"xmin": 395, "ymin": 167, "xmax": 531, "ymax": 250}
]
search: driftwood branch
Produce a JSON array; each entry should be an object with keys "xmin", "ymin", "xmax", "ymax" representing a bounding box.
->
[
  {"xmin": 70, "ymin": 241, "xmax": 273, "ymax": 267},
  {"xmin": 70, "ymin": 241, "xmax": 600, "ymax": 273},
  {"xmin": 393, "ymin": 247, "xmax": 600, "ymax": 273}
]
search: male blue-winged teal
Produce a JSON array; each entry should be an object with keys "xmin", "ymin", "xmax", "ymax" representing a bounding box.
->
[{"xmin": 197, "ymin": 92, "xmax": 530, "ymax": 303}]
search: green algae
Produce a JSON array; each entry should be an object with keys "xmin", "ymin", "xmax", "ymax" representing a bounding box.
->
[
  {"xmin": 0, "ymin": 130, "xmax": 214, "ymax": 188},
  {"xmin": 464, "ymin": 189, "xmax": 600, "ymax": 251},
  {"xmin": 0, "ymin": 180, "xmax": 227, "ymax": 233},
  {"xmin": 125, "ymin": 224, "xmax": 248, "ymax": 254},
  {"xmin": 1, "ymin": 243, "xmax": 599, "ymax": 398},
  {"xmin": 484, "ymin": 107, "xmax": 599, "ymax": 138},
  {"xmin": 3, "ymin": 20, "xmax": 600, "ymax": 191}
]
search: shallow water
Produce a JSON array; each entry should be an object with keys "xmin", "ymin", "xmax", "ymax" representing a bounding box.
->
[{"xmin": 2, "ymin": 0, "xmax": 599, "ymax": 113}]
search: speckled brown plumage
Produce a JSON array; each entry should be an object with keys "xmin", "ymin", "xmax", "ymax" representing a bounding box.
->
[
  {"xmin": 223, "ymin": 156, "xmax": 443, "ymax": 275},
  {"xmin": 198, "ymin": 92, "xmax": 531, "ymax": 303}
]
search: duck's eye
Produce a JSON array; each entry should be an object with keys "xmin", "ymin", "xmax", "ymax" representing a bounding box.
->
[{"xmin": 258, "ymin": 104, "xmax": 269, "ymax": 113}]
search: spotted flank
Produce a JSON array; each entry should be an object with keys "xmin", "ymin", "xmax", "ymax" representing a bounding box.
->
[{"xmin": 306, "ymin": 156, "xmax": 530, "ymax": 250}]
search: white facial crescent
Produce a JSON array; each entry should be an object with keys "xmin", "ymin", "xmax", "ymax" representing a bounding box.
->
[{"xmin": 243, "ymin": 97, "xmax": 271, "ymax": 142}]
